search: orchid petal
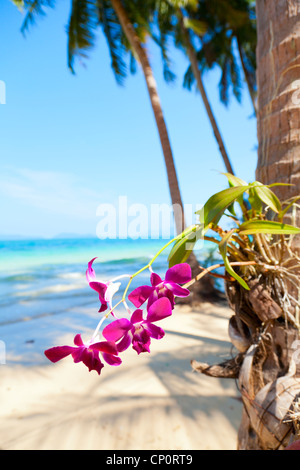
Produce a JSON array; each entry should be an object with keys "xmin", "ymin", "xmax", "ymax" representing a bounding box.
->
[
  {"xmin": 131, "ymin": 308, "xmax": 144, "ymax": 324},
  {"xmin": 147, "ymin": 287, "xmax": 175, "ymax": 310},
  {"xmin": 81, "ymin": 349, "xmax": 104, "ymax": 374},
  {"xmin": 98, "ymin": 302, "xmax": 108, "ymax": 313},
  {"xmin": 74, "ymin": 334, "xmax": 84, "ymax": 347},
  {"xmin": 132, "ymin": 338, "xmax": 151, "ymax": 354},
  {"xmin": 147, "ymin": 297, "xmax": 172, "ymax": 323},
  {"xmin": 165, "ymin": 282, "xmax": 191, "ymax": 298},
  {"xmin": 102, "ymin": 318, "xmax": 132, "ymax": 342},
  {"xmin": 145, "ymin": 322, "xmax": 165, "ymax": 340},
  {"xmin": 102, "ymin": 353, "xmax": 122, "ymax": 366},
  {"xmin": 90, "ymin": 340, "xmax": 119, "ymax": 355},
  {"xmin": 164, "ymin": 289, "xmax": 175, "ymax": 308},
  {"xmin": 128, "ymin": 285, "xmax": 154, "ymax": 307},
  {"xmin": 44, "ymin": 345, "xmax": 74, "ymax": 363},
  {"xmin": 89, "ymin": 281, "xmax": 108, "ymax": 299},
  {"xmin": 133, "ymin": 325, "xmax": 151, "ymax": 345},
  {"xmin": 165, "ymin": 263, "xmax": 192, "ymax": 284},
  {"xmin": 146, "ymin": 289, "xmax": 159, "ymax": 307},
  {"xmin": 86, "ymin": 257, "xmax": 97, "ymax": 283},
  {"xmin": 72, "ymin": 347, "xmax": 85, "ymax": 363},
  {"xmin": 116, "ymin": 333, "xmax": 132, "ymax": 352},
  {"xmin": 150, "ymin": 272, "xmax": 162, "ymax": 287}
]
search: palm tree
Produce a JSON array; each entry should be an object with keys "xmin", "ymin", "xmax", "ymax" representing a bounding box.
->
[
  {"xmin": 181, "ymin": 0, "xmax": 257, "ymax": 113},
  {"xmin": 108, "ymin": 0, "xmax": 221, "ymax": 299},
  {"xmin": 190, "ymin": 0, "xmax": 300, "ymax": 450},
  {"xmin": 235, "ymin": 0, "xmax": 300, "ymax": 450},
  {"xmin": 176, "ymin": 8, "xmax": 235, "ymax": 175},
  {"xmin": 152, "ymin": 0, "xmax": 256, "ymax": 176},
  {"xmin": 14, "ymin": 0, "xmax": 223, "ymax": 302},
  {"xmin": 17, "ymin": 0, "xmax": 186, "ymax": 236},
  {"xmin": 255, "ymin": 0, "xmax": 300, "ymax": 228},
  {"xmin": 110, "ymin": 0, "xmax": 187, "ymax": 235}
]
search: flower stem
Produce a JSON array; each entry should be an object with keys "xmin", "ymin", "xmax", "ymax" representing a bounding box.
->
[
  {"xmin": 183, "ymin": 260, "xmax": 257, "ymax": 289},
  {"xmin": 92, "ymin": 227, "xmax": 200, "ymax": 338},
  {"xmin": 101, "ymin": 229, "xmax": 198, "ymax": 324}
]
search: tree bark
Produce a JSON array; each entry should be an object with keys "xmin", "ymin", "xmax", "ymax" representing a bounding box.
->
[
  {"xmin": 255, "ymin": 0, "xmax": 300, "ymax": 232},
  {"xmin": 235, "ymin": 0, "xmax": 300, "ymax": 449},
  {"xmin": 110, "ymin": 0, "xmax": 185, "ymax": 235},
  {"xmin": 178, "ymin": 11, "xmax": 235, "ymax": 176}
]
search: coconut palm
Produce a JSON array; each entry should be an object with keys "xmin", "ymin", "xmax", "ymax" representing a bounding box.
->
[
  {"xmin": 180, "ymin": 0, "xmax": 257, "ymax": 112},
  {"xmin": 176, "ymin": 7, "xmax": 235, "ymax": 175},
  {"xmin": 16, "ymin": 0, "xmax": 186, "ymax": 237},
  {"xmin": 255, "ymin": 0, "xmax": 300, "ymax": 226},
  {"xmin": 188, "ymin": 0, "xmax": 300, "ymax": 450},
  {"xmin": 151, "ymin": 0, "xmax": 256, "ymax": 176},
  {"xmin": 240, "ymin": 0, "xmax": 300, "ymax": 449}
]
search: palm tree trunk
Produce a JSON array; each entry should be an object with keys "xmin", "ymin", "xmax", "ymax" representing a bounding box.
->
[
  {"xmin": 110, "ymin": 0, "xmax": 222, "ymax": 303},
  {"xmin": 255, "ymin": 0, "xmax": 300, "ymax": 233},
  {"xmin": 190, "ymin": 1, "xmax": 300, "ymax": 450},
  {"xmin": 236, "ymin": 0, "xmax": 300, "ymax": 450},
  {"xmin": 110, "ymin": 0, "xmax": 185, "ymax": 235},
  {"xmin": 178, "ymin": 11, "xmax": 235, "ymax": 176}
]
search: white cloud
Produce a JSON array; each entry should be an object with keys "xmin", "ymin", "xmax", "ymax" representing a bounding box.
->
[{"xmin": 0, "ymin": 166, "xmax": 107, "ymax": 220}]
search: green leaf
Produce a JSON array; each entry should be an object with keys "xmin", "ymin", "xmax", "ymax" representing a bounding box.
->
[
  {"xmin": 223, "ymin": 173, "xmax": 248, "ymax": 215},
  {"xmin": 219, "ymin": 229, "xmax": 249, "ymax": 290},
  {"xmin": 196, "ymin": 185, "xmax": 252, "ymax": 229},
  {"xmin": 168, "ymin": 0, "xmax": 198, "ymax": 10},
  {"xmin": 10, "ymin": 0, "xmax": 24, "ymax": 9},
  {"xmin": 239, "ymin": 220, "xmax": 300, "ymax": 235},
  {"xmin": 248, "ymin": 187, "xmax": 262, "ymax": 213},
  {"xmin": 222, "ymin": 173, "xmax": 247, "ymax": 187},
  {"xmin": 183, "ymin": 18, "xmax": 207, "ymax": 35},
  {"xmin": 251, "ymin": 182, "xmax": 282, "ymax": 213},
  {"xmin": 168, "ymin": 225, "xmax": 200, "ymax": 268}
]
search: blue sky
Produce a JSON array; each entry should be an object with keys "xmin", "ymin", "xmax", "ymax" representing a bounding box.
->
[{"xmin": 0, "ymin": 1, "xmax": 258, "ymax": 239}]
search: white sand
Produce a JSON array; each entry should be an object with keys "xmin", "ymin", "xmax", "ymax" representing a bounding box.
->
[{"xmin": 0, "ymin": 302, "xmax": 242, "ymax": 450}]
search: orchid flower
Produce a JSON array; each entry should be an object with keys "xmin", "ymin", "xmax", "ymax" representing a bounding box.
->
[
  {"xmin": 86, "ymin": 257, "xmax": 121, "ymax": 313},
  {"xmin": 44, "ymin": 334, "xmax": 121, "ymax": 375},
  {"xmin": 102, "ymin": 297, "xmax": 173, "ymax": 355},
  {"xmin": 128, "ymin": 263, "xmax": 192, "ymax": 309}
]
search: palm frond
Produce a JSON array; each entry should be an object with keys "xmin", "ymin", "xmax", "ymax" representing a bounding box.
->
[
  {"xmin": 21, "ymin": 0, "xmax": 55, "ymax": 35},
  {"xmin": 10, "ymin": 0, "xmax": 24, "ymax": 10},
  {"xmin": 219, "ymin": 56, "xmax": 230, "ymax": 105},
  {"xmin": 97, "ymin": 1, "xmax": 128, "ymax": 85},
  {"xmin": 67, "ymin": 0, "xmax": 98, "ymax": 74}
]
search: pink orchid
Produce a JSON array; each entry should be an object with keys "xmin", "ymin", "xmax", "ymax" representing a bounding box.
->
[
  {"xmin": 86, "ymin": 257, "xmax": 121, "ymax": 313},
  {"xmin": 102, "ymin": 297, "xmax": 173, "ymax": 355},
  {"xmin": 44, "ymin": 334, "xmax": 121, "ymax": 374},
  {"xmin": 128, "ymin": 263, "xmax": 192, "ymax": 309}
]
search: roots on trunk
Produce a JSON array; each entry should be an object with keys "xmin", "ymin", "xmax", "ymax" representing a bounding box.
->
[{"xmin": 191, "ymin": 242, "xmax": 300, "ymax": 450}]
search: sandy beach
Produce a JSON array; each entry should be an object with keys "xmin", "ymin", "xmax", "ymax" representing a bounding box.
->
[{"xmin": 0, "ymin": 300, "xmax": 242, "ymax": 450}]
